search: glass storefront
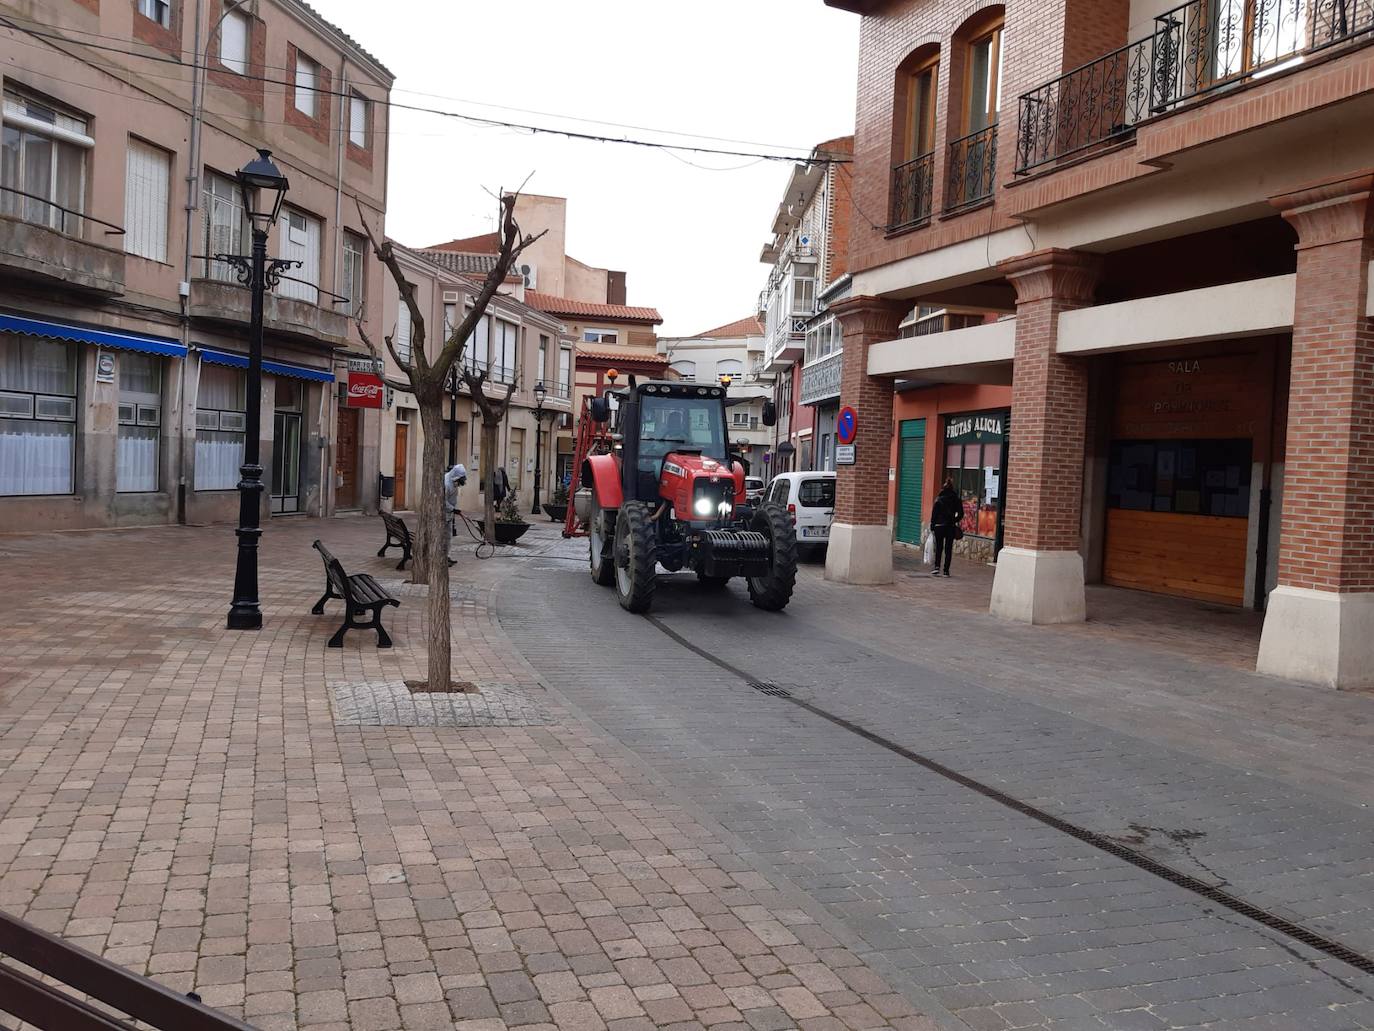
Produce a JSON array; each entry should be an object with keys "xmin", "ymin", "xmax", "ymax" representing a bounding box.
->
[{"xmin": 942, "ymin": 410, "xmax": 1007, "ymax": 540}]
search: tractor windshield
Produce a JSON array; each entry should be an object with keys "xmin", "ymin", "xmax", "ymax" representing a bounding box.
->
[{"xmin": 639, "ymin": 395, "xmax": 727, "ymax": 467}]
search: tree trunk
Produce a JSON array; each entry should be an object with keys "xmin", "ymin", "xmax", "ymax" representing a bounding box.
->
[
  {"xmin": 481, "ymin": 419, "xmax": 497, "ymax": 545},
  {"xmin": 416, "ymin": 395, "xmax": 452, "ymax": 692}
]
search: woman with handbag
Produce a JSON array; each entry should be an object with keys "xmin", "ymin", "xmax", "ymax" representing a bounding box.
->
[{"xmin": 928, "ymin": 478, "xmax": 965, "ymax": 577}]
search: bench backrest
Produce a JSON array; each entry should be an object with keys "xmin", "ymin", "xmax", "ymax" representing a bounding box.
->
[
  {"xmin": 313, "ymin": 540, "xmax": 354, "ymax": 603},
  {"xmin": 381, "ymin": 510, "xmax": 412, "ymax": 542}
]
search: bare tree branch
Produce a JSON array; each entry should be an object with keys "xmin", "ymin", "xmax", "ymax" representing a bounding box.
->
[
  {"xmin": 351, "ymin": 316, "xmax": 412, "ymax": 393},
  {"xmin": 355, "ymin": 198, "xmax": 430, "ymax": 379}
]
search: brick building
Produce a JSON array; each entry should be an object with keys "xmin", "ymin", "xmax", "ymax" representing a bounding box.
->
[
  {"xmin": 824, "ymin": 0, "xmax": 1374, "ymax": 689},
  {"xmin": 0, "ymin": 0, "xmax": 391, "ymax": 529}
]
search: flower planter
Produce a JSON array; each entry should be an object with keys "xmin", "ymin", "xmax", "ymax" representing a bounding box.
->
[
  {"xmin": 477, "ymin": 521, "xmax": 531, "ymax": 545},
  {"xmin": 543, "ymin": 504, "xmax": 568, "ymax": 523}
]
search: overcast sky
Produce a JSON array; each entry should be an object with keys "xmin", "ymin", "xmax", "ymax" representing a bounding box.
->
[{"xmin": 308, "ymin": 0, "xmax": 860, "ymax": 337}]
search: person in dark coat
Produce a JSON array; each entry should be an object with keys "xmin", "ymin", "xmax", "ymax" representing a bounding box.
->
[{"xmin": 929, "ymin": 478, "xmax": 964, "ymax": 577}]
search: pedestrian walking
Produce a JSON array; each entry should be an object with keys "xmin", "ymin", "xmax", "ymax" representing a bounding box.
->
[
  {"xmin": 929, "ymin": 478, "xmax": 964, "ymax": 577},
  {"xmin": 443, "ymin": 462, "xmax": 467, "ymax": 539}
]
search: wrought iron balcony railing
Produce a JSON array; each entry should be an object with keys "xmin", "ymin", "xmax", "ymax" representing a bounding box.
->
[
  {"xmin": 889, "ymin": 151, "xmax": 935, "ymax": 229},
  {"xmin": 1016, "ymin": 0, "xmax": 1374, "ymax": 174},
  {"xmin": 1015, "ymin": 36, "xmax": 1157, "ymax": 173},
  {"xmin": 945, "ymin": 125, "xmax": 998, "ymax": 211}
]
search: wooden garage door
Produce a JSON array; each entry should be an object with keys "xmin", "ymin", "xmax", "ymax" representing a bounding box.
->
[{"xmin": 1103, "ymin": 510, "xmax": 1248, "ymax": 606}]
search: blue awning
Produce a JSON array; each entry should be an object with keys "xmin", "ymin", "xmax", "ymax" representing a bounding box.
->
[
  {"xmin": 0, "ymin": 312, "xmax": 186, "ymax": 357},
  {"xmin": 196, "ymin": 347, "xmax": 335, "ymax": 382}
]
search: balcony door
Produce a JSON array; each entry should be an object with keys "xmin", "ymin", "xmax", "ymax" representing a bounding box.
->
[
  {"xmin": 948, "ymin": 13, "xmax": 1003, "ymax": 210},
  {"xmin": 964, "ymin": 24, "xmax": 1003, "ymax": 133},
  {"xmin": 891, "ymin": 53, "xmax": 939, "ymax": 227}
]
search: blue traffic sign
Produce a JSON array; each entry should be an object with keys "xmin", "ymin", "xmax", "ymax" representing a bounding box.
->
[{"xmin": 837, "ymin": 406, "xmax": 858, "ymax": 445}]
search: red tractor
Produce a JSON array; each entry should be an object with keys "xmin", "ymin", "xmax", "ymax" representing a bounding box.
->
[{"xmin": 575, "ymin": 375, "xmax": 797, "ymax": 613}]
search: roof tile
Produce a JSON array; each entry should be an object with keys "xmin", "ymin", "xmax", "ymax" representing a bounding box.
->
[{"xmin": 526, "ymin": 291, "xmax": 662, "ymax": 324}]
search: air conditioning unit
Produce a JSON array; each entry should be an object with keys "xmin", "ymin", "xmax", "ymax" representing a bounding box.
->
[
  {"xmin": 520, "ymin": 263, "xmax": 537, "ymax": 289},
  {"xmin": 442, "ymin": 290, "xmax": 461, "ymax": 303}
]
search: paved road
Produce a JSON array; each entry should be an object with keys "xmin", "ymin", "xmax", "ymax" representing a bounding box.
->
[{"xmin": 497, "ymin": 537, "xmax": 1374, "ymax": 1031}]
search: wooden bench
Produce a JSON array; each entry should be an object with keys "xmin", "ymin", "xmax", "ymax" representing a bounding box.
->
[
  {"xmin": 378, "ymin": 510, "xmax": 415, "ymax": 569},
  {"xmin": 312, "ymin": 540, "xmax": 400, "ymax": 648}
]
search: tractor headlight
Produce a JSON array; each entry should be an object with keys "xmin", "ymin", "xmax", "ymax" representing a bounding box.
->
[
  {"xmin": 694, "ymin": 497, "xmax": 714, "ymax": 516},
  {"xmin": 718, "ymin": 500, "xmax": 733, "ymax": 516}
]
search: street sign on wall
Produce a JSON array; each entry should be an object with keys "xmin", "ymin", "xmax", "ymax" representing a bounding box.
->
[{"xmin": 835, "ymin": 444, "xmax": 856, "ymax": 465}]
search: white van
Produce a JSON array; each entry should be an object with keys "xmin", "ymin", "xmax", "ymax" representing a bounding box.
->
[{"xmin": 764, "ymin": 471, "xmax": 836, "ymax": 555}]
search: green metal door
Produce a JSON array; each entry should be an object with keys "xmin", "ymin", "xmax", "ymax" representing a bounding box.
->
[{"xmin": 896, "ymin": 418, "xmax": 926, "ymax": 545}]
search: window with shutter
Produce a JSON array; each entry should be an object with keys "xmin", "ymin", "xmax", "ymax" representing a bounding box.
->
[
  {"xmin": 395, "ymin": 299, "xmax": 412, "ymax": 365},
  {"xmin": 349, "ymin": 93, "xmax": 368, "ymax": 148},
  {"xmin": 342, "ymin": 231, "xmax": 366, "ymax": 317},
  {"xmin": 220, "ymin": 9, "xmax": 249, "ymax": 75},
  {"xmin": 137, "ymin": 0, "xmax": 171, "ymax": 28},
  {"xmin": 124, "ymin": 139, "xmax": 170, "ymax": 263},
  {"xmin": 278, "ymin": 208, "xmax": 320, "ymax": 304},
  {"xmin": 294, "ymin": 52, "xmax": 318, "ymax": 118}
]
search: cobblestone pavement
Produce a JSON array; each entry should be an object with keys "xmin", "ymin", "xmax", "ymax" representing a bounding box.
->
[
  {"xmin": 0, "ymin": 516, "xmax": 938, "ymax": 1031},
  {"xmin": 499, "ymin": 533, "xmax": 1374, "ymax": 1031}
]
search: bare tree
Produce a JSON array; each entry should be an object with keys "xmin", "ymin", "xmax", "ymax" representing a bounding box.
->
[{"xmin": 355, "ymin": 191, "xmax": 544, "ymax": 692}]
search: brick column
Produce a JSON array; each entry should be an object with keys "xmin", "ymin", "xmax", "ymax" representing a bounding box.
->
[
  {"xmin": 989, "ymin": 249, "xmax": 1101, "ymax": 623},
  {"xmin": 823, "ymin": 296, "xmax": 907, "ymax": 585},
  {"xmin": 1258, "ymin": 172, "xmax": 1374, "ymax": 689}
]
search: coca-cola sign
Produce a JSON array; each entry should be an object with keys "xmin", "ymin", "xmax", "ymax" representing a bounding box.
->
[{"xmin": 346, "ymin": 370, "xmax": 384, "ymax": 408}]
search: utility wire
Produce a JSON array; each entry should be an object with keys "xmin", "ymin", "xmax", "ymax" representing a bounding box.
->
[
  {"xmin": 0, "ymin": 12, "xmax": 823, "ymax": 153},
  {"xmin": 0, "ymin": 17, "xmax": 850, "ymax": 165}
]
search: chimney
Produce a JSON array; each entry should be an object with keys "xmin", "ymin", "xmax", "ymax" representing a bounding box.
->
[{"xmin": 606, "ymin": 270, "xmax": 627, "ymax": 306}]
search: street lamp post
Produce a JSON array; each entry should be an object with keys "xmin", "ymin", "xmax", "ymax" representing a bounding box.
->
[
  {"xmin": 225, "ymin": 149, "xmax": 291, "ymax": 630},
  {"xmin": 530, "ymin": 381, "xmax": 547, "ymax": 515}
]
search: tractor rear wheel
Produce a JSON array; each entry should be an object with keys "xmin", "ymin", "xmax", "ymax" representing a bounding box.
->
[
  {"xmin": 746, "ymin": 503, "xmax": 797, "ymax": 612},
  {"xmin": 588, "ymin": 496, "xmax": 615, "ymax": 586},
  {"xmin": 613, "ymin": 501, "xmax": 657, "ymax": 613}
]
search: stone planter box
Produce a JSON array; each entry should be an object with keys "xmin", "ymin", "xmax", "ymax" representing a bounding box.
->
[{"xmin": 543, "ymin": 504, "xmax": 568, "ymax": 522}]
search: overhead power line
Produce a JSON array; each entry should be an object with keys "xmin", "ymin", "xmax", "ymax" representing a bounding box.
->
[{"xmin": 0, "ymin": 17, "xmax": 851, "ymax": 165}]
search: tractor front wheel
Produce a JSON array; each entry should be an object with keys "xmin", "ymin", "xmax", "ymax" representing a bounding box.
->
[
  {"xmin": 588, "ymin": 496, "xmax": 615, "ymax": 586},
  {"xmin": 746, "ymin": 503, "xmax": 797, "ymax": 612},
  {"xmin": 613, "ymin": 501, "xmax": 657, "ymax": 613}
]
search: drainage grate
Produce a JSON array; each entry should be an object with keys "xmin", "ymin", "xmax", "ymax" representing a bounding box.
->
[
  {"xmin": 748, "ymin": 681, "xmax": 792, "ymax": 698},
  {"xmin": 643, "ymin": 614, "xmax": 1374, "ymax": 979}
]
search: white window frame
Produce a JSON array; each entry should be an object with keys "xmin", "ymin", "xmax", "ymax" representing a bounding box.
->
[
  {"xmin": 124, "ymin": 138, "xmax": 170, "ymax": 263},
  {"xmin": 219, "ymin": 7, "xmax": 250, "ymax": 75},
  {"xmin": 1, "ymin": 88, "xmax": 93, "ymax": 235},
  {"xmin": 137, "ymin": 0, "xmax": 171, "ymax": 28},
  {"xmin": 194, "ymin": 364, "xmax": 246, "ymax": 491},
  {"xmin": 0, "ymin": 335, "xmax": 78, "ymax": 496},
  {"xmin": 294, "ymin": 51, "xmax": 318, "ymax": 118},
  {"xmin": 557, "ymin": 347, "xmax": 572, "ymax": 398},
  {"xmin": 342, "ymin": 230, "xmax": 366, "ymax": 318},
  {"xmin": 583, "ymin": 329, "xmax": 618, "ymax": 344},
  {"xmin": 202, "ymin": 170, "xmax": 246, "ymax": 281}
]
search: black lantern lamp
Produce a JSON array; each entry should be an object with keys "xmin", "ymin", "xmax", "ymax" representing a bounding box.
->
[
  {"xmin": 225, "ymin": 149, "xmax": 292, "ymax": 631},
  {"xmin": 236, "ymin": 149, "xmax": 289, "ymax": 232},
  {"xmin": 531, "ymin": 381, "xmax": 549, "ymax": 515}
]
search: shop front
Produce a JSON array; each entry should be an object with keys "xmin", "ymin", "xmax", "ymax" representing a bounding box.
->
[
  {"xmin": 941, "ymin": 410, "xmax": 1009, "ymax": 562},
  {"xmin": 1100, "ymin": 340, "xmax": 1286, "ymax": 608}
]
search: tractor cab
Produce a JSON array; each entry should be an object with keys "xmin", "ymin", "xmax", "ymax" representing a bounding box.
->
[
  {"xmin": 594, "ymin": 379, "xmax": 738, "ymax": 517},
  {"xmin": 577, "ymin": 374, "xmax": 795, "ymax": 614}
]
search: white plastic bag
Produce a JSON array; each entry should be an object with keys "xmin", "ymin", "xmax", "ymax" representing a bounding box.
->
[{"xmin": 923, "ymin": 532, "xmax": 935, "ymax": 566}]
